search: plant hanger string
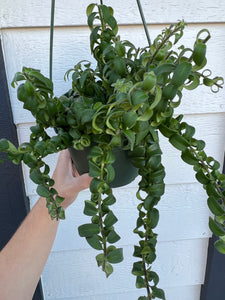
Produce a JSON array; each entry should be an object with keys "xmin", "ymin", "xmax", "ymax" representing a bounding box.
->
[
  {"xmin": 50, "ymin": 0, "xmax": 55, "ymax": 81},
  {"xmin": 48, "ymin": 0, "xmax": 151, "ymax": 81},
  {"xmin": 136, "ymin": 0, "xmax": 151, "ymax": 47}
]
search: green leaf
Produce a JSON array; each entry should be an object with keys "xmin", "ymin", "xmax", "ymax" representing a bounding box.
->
[
  {"xmin": 149, "ymin": 208, "xmax": 159, "ymax": 229},
  {"xmin": 148, "ymin": 183, "xmax": 165, "ymax": 197},
  {"xmin": 105, "ymin": 164, "xmax": 115, "ymax": 183},
  {"xmin": 55, "ymin": 195, "xmax": 64, "ymax": 206},
  {"xmin": 193, "ymin": 43, "xmax": 206, "ymax": 66},
  {"xmin": 216, "ymin": 215, "xmax": 225, "ymax": 225},
  {"xmin": 100, "ymin": 4, "xmax": 111, "ymax": 22},
  {"xmin": 86, "ymin": 235, "xmax": 102, "ymax": 250},
  {"xmin": 105, "ymin": 151, "xmax": 115, "ymax": 164},
  {"xmin": 131, "ymin": 90, "xmax": 148, "ymax": 106},
  {"xmin": 107, "ymin": 16, "xmax": 118, "ymax": 35},
  {"xmin": 28, "ymin": 70, "xmax": 53, "ymax": 91},
  {"xmin": 107, "ymin": 248, "xmax": 123, "ymax": 263},
  {"xmin": 132, "ymin": 261, "xmax": 144, "ymax": 276},
  {"xmin": 89, "ymin": 161, "xmax": 101, "ymax": 177},
  {"xmin": 209, "ymin": 217, "xmax": 225, "ymax": 236},
  {"xmin": 169, "ymin": 133, "xmax": 189, "ymax": 151},
  {"xmin": 96, "ymin": 253, "xmax": 104, "ymax": 267},
  {"xmin": 137, "ymin": 106, "xmax": 153, "ymax": 122},
  {"xmin": 84, "ymin": 200, "xmax": 98, "ymax": 216},
  {"xmin": 0, "ymin": 138, "xmax": 9, "ymax": 151},
  {"xmin": 90, "ymin": 178, "xmax": 102, "ymax": 193},
  {"xmin": 133, "ymin": 228, "xmax": 145, "ymax": 238},
  {"xmin": 147, "ymin": 270, "xmax": 159, "ymax": 285},
  {"xmin": 30, "ymin": 169, "xmax": 43, "ymax": 184},
  {"xmin": 88, "ymin": 146, "xmax": 104, "ymax": 159},
  {"xmin": 136, "ymin": 276, "xmax": 146, "ymax": 289},
  {"xmin": 152, "ymin": 287, "xmax": 166, "ymax": 300},
  {"xmin": 206, "ymin": 183, "xmax": 221, "ymax": 199},
  {"xmin": 90, "ymin": 26, "xmax": 100, "ymax": 46},
  {"xmin": 181, "ymin": 149, "xmax": 198, "ymax": 165},
  {"xmin": 146, "ymin": 251, "xmax": 156, "ymax": 264},
  {"xmin": 88, "ymin": 12, "xmax": 97, "ymax": 29},
  {"xmin": 150, "ymin": 85, "xmax": 162, "ymax": 109},
  {"xmin": 105, "ymin": 262, "xmax": 113, "ymax": 277},
  {"xmin": 123, "ymin": 111, "xmax": 138, "ymax": 129},
  {"xmin": 58, "ymin": 207, "xmax": 65, "ymax": 220},
  {"xmin": 81, "ymin": 109, "xmax": 95, "ymax": 124},
  {"xmin": 215, "ymin": 239, "xmax": 225, "ymax": 254},
  {"xmin": 34, "ymin": 140, "xmax": 46, "ymax": 154},
  {"xmin": 11, "ymin": 72, "xmax": 25, "ymax": 87},
  {"xmin": 138, "ymin": 297, "xmax": 148, "ymax": 300},
  {"xmin": 171, "ymin": 61, "xmax": 192, "ymax": 88},
  {"xmin": 154, "ymin": 63, "xmax": 175, "ymax": 77},
  {"xmin": 162, "ymin": 83, "xmax": 177, "ymax": 100},
  {"xmin": 196, "ymin": 139, "xmax": 205, "ymax": 151},
  {"xmin": 103, "ymin": 194, "xmax": 116, "ymax": 206},
  {"xmin": 207, "ymin": 196, "xmax": 225, "ymax": 216},
  {"xmin": 142, "ymin": 72, "xmax": 157, "ymax": 91},
  {"xmin": 86, "ymin": 3, "xmax": 96, "ymax": 17},
  {"xmin": 141, "ymin": 246, "xmax": 151, "ymax": 255},
  {"xmin": 78, "ymin": 223, "xmax": 100, "ymax": 237},
  {"xmin": 184, "ymin": 74, "xmax": 200, "ymax": 90},
  {"xmin": 123, "ymin": 129, "xmax": 135, "ymax": 150},
  {"xmin": 36, "ymin": 184, "xmax": 50, "ymax": 197},
  {"xmin": 133, "ymin": 245, "xmax": 142, "ymax": 258},
  {"xmin": 195, "ymin": 169, "xmax": 210, "ymax": 184},
  {"xmin": 104, "ymin": 211, "xmax": 118, "ymax": 227},
  {"xmin": 107, "ymin": 230, "xmax": 120, "ymax": 243},
  {"xmin": 147, "ymin": 155, "xmax": 161, "ymax": 170}
]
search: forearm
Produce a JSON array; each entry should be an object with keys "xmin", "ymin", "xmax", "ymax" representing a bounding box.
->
[{"xmin": 0, "ymin": 197, "xmax": 59, "ymax": 300}]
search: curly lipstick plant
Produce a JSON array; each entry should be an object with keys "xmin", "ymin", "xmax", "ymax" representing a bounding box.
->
[{"xmin": 0, "ymin": 2, "xmax": 224, "ymax": 299}]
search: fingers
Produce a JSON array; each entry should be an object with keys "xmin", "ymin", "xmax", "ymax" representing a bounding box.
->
[{"xmin": 73, "ymin": 173, "xmax": 93, "ymax": 191}]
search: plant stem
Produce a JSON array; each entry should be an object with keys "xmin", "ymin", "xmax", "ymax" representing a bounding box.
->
[
  {"xmin": 98, "ymin": 161, "xmax": 107, "ymax": 271},
  {"xmin": 142, "ymin": 259, "xmax": 152, "ymax": 299},
  {"xmin": 136, "ymin": 0, "xmax": 151, "ymax": 47},
  {"xmin": 191, "ymin": 147, "xmax": 224, "ymax": 200},
  {"xmin": 97, "ymin": 193, "xmax": 107, "ymax": 270},
  {"xmin": 149, "ymin": 24, "xmax": 181, "ymax": 65},
  {"xmin": 50, "ymin": 0, "xmax": 55, "ymax": 81}
]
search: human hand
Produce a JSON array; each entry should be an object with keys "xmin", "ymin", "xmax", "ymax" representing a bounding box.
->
[{"xmin": 52, "ymin": 149, "xmax": 92, "ymax": 209}]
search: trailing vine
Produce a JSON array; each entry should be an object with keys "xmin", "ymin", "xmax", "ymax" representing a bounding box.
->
[{"xmin": 0, "ymin": 3, "xmax": 224, "ymax": 299}]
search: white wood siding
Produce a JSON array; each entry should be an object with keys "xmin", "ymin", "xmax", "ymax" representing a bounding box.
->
[{"xmin": 1, "ymin": 1, "xmax": 225, "ymax": 299}]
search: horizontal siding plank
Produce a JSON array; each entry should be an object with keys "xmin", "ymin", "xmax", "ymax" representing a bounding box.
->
[
  {"xmin": 42, "ymin": 239, "xmax": 208, "ymax": 299},
  {"xmin": 30, "ymin": 182, "xmax": 211, "ymax": 252},
  {"xmin": 1, "ymin": 0, "xmax": 225, "ymax": 28},
  {"xmin": 2, "ymin": 24, "xmax": 225, "ymax": 124},
  {"xmin": 51, "ymin": 284, "xmax": 201, "ymax": 300}
]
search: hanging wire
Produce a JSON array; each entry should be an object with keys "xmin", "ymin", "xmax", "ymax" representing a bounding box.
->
[
  {"xmin": 49, "ymin": 0, "xmax": 55, "ymax": 81},
  {"xmin": 136, "ymin": 0, "xmax": 151, "ymax": 47}
]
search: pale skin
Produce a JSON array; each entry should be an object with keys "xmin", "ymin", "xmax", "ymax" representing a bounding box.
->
[{"xmin": 0, "ymin": 149, "xmax": 92, "ymax": 300}]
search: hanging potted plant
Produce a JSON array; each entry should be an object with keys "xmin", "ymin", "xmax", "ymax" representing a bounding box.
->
[{"xmin": 0, "ymin": 2, "xmax": 224, "ymax": 299}]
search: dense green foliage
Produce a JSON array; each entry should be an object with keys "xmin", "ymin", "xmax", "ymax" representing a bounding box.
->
[{"xmin": 0, "ymin": 3, "xmax": 224, "ymax": 299}]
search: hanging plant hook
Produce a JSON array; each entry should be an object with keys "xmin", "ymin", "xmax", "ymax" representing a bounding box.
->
[
  {"xmin": 49, "ymin": 0, "xmax": 55, "ymax": 81},
  {"xmin": 136, "ymin": 0, "xmax": 151, "ymax": 47}
]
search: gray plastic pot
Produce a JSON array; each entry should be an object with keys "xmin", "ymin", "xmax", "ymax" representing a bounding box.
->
[{"xmin": 69, "ymin": 146, "xmax": 138, "ymax": 188}]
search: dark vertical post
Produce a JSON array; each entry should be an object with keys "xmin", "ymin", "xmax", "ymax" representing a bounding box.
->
[
  {"xmin": 0, "ymin": 39, "xmax": 44, "ymax": 300},
  {"xmin": 200, "ymin": 154, "xmax": 225, "ymax": 300}
]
